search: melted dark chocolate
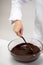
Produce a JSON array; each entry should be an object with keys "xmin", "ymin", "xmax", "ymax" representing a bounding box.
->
[{"xmin": 11, "ymin": 43, "xmax": 40, "ymax": 55}]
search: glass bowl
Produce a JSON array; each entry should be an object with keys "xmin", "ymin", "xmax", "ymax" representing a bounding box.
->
[{"xmin": 8, "ymin": 38, "xmax": 42, "ymax": 62}]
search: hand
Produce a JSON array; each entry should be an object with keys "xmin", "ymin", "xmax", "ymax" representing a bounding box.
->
[{"xmin": 13, "ymin": 20, "xmax": 23, "ymax": 37}]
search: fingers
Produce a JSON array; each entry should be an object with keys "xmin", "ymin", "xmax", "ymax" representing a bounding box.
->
[
  {"xmin": 17, "ymin": 32, "xmax": 22, "ymax": 37},
  {"xmin": 14, "ymin": 28, "xmax": 23, "ymax": 37}
]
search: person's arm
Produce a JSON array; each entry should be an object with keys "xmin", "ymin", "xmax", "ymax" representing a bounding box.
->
[
  {"xmin": 9, "ymin": 0, "xmax": 23, "ymax": 24},
  {"xmin": 9, "ymin": 0, "xmax": 23, "ymax": 36}
]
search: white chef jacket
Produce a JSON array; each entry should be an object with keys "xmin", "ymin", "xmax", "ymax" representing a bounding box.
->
[{"xmin": 9, "ymin": 0, "xmax": 43, "ymax": 41}]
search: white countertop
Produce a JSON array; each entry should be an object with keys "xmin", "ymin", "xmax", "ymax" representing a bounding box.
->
[{"xmin": 0, "ymin": 39, "xmax": 43, "ymax": 65}]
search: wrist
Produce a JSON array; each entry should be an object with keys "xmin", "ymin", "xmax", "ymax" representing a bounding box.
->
[
  {"xmin": 11, "ymin": 20, "xmax": 21, "ymax": 24},
  {"xmin": 11, "ymin": 20, "xmax": 22, "ymax": 27}
]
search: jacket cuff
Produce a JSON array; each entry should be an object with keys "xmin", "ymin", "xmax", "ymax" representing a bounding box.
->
[{"xmin": 9, "ymin": 16, "xmax": 22, "ymax": 24}]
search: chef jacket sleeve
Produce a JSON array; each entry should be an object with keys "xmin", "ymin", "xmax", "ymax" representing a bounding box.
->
[{"xmin": 9, "ymin": 0, "xmax": 23, "ymax": 24}]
